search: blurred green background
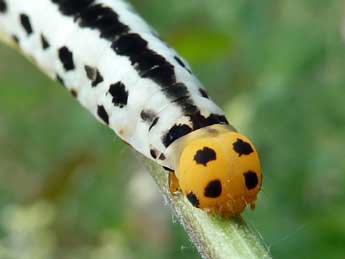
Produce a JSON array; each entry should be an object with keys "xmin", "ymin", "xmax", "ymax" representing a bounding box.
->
[{"xmin": 0, "ymin": 0, "xmax": 345, "ymax": 258}]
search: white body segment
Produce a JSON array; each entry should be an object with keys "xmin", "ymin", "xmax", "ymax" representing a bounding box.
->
[{"xmin": 0, "ymin": 0, "xmax": 229, "ymax": 170}]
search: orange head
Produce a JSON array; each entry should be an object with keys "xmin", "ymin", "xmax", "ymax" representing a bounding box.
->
[{"xmin": 176, "ymin": 125, "xmax": 262, "ymax": 217}]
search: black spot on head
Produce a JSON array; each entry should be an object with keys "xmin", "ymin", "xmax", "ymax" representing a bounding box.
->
[
  {"xmin": 0, "ymin": 0, "xmax": 7, "ymax": 13},
  {"xmin": 56, "ymin": 74, "xmax": 65, "ymax": 86},
  {"xmin": 40, "ymin": 34, "xmax": 50, "ymax": 50},
  {"xmin": 97, "ymin": 105, "xmax": 109, "ymax": 125},
  {"xmin": 84, "ymin": 65, "xmax": 103, "ymax": 87},
  {"xmin": 243, "ymin": 171, "xmax": 258, "ymax": 190},
  {"xmin": 204, "ymin": 180, "xmax": 222, "ymax": 198},
  {"xmin": 162, "ymin": 124, "xmax": 192, "ymax": 147},
  {"xmin": 194, "ymin": 147, "xmax": 217, "ymax": 166},
  {"xmin": 108, "ymin": 82, "xmax": 128, "ymax": 108},
  {"xmin": 233, "ymin": 138, "xmax": 254, "ymax": 156},
  {"xmin": 186, "ymin": 192, "xmax": 200, "ymax": 208},
  {"xmin": 58, "ymin": 46, "xmax": 75, "ymax": 71},
  {"xmin": 199, "ymin": 88, "xmax": 209, "ymax": 98},
  {"xmin": 20, "ymin": 14, "xmax": 33, "ymax": 35}
]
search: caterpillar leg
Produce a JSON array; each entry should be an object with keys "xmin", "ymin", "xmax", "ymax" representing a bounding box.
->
[
  {"xmin": 168, "ymin": 171, "xmax": 180, "ymax": 193},
  {"xmin": 162, "ymin": 166, "xmax": 180, "ymax": 193}
]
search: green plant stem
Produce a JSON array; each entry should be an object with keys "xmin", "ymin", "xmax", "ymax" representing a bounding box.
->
[{"xmin": 144, "ymin": 157, "xmax": 271, "ymax": 259}]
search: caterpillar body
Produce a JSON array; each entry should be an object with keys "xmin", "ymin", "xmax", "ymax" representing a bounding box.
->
[{"xmin": 0, "ymin": 0, "xmax": 262, "ymax": 217}]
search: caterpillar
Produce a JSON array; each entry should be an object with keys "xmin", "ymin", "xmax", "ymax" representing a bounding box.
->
[{"xmin": 0, "ymin": 0, "xmax": 262, "ymax": 217}]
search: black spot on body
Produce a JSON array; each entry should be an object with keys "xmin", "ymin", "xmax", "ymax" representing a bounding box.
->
[
  {"xmin": 77, "ymin": 4, "xmax": 129, "ymax": 40},
  {"xmin": 194, "ymin": 147, "xmax": 216, "ymax": 166},
  {"xmin": 158, "ymin": 153, "xmax": 166, "ymax": 160},
  {"xmin": 0, "ymin": 0, "xmax": 7, "ymax": 13},
  {"xmin": 204, "ymin": 180, "xmax": 222, "ymax": 198},
  {"xmin": 162, "ymin": 124, "xmax": 192, "ymax": 148},
  {"xmin": 111, "ymin": 33, "xmax": 147, "ymax": 57},
  {"xmin": 51, "ymin": 0, "xmax": 218, "ymax": 134},
  {"xmin": 150, "ymin": 149, "xmax": 158, "ymax": 159},
  {"xmin": 97, "ymin": 105, "xmax": 109, "ymax": 124},
  {"xmin": 174, "ymin": 56, "xmax": 186, "ymax": 68},
  {"xmin": 58, "ymin": 46, "xmax": 75, "ymax": 71},
  {"xmin": 52, "ymin": 0, "xmax": 94, "ymax": 16},
  {"xmin": 186, "ymin": 192, "xmax": 200, "ymax": 208},
  {"xmin": 141, "ymin": 63, "xmax": 175, "ymax": 86},
  {"xmin": 199, "ymin": 88, "xmax": 209, "ymax": 98},
  {"xmin": 174, "ymin": 56, "xmax": 192, "ymax": 74},
  {"xmin": 40, "ymin": 34, "xmax": 50, "ymax": 49},
  {"xmin": 140, "ymin": 110, "xmax": 157, "ymax": 123},
  {"xmin": 108, "ymin": 82, "xmax": 128, "ymax": 108},
  {"xmin": 189, "ymin": 111, "xmax": 229, "ymax": 131},
  {"xmin": 243, "ymin": 171, "xmax": 259, "ymax": 190},
  {"xmin": 233, "ymin": 138, "xmax": 254, "ymax": 156},
  {"xmin": 12, "ymin": 35, "xmax": 19, "ymax": 44},
  {"xmin": 84, "ymin": 65, "xmax": 103, "ymax": 87},
  {"xmin": 56, "ymin": 74, "xmax": 65, "ymax": 86},
  {"xmin": 149, "ymin": 117, "xmax": 159, "ymax": 131},
  {"xmin": 70, "ymin": 89, "xmax": 78, "ymax": 98},
  {"xmin": 20, "ymin": 14, "xmax": 33, "ymax": 35}
]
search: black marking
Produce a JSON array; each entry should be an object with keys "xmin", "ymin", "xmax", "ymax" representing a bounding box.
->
[
  {"xmin": 108, "ymin": 82, "xmax": 128, "ymax": 108},
  {"xmin": 199, "ymin": 88, "xmax": 209, "ymax": 98},
  {"xmin": 174, "ymin": 56, "xmax": 192, "ymax": 74},
  {"xmin": 20, "ymin": 14, "xmax": 33, "ymax": 35},
  {"xmin": 40, "ymin": 34, "xmax": 50, "ymax": 50},
  {"xmin": 243, "ymin": 171, "xmax": 259, "ymax": 190},
  {"xmin": 70, "ymin": 89, "xmax": 78, "ymax": 98},
  {"xmin": 233, "ymin": 138, "xmax": 254, "ymax": 156},
  {"xmin": 52, "ymin": 0, "xmax": 130, "ymax": 40},
  {"xmin": 150, "ymin": 149, "xmax": 158, "ymax": 159},
  {"xmin": 187, "ymin": 192, "xmax": 200, "ymax": 208},
  {"xmin": 111, "ymin": 33, "xmax": 147, "ymax": 57},
  {"xmin": 141, "ymin": 110, "xmax": 157, "ymax": 123},
  {"xmin": 149, "ymin": 117, "xmax": 159, "ymax": 131},
  {"xmin": 78, "ymin": 4, "xmax": 130, "ymax": 40},
  {"xmin": 162, "ymin": 124, "xmax": 193, "ymax": 148},
  {"xmin": 58, "ymin": 46, "xmax": 75, "ymax": 71},
  {"xmin": 162, "ymin": 166, "xmax": 174, "ymax": 172},
  {"xmin": 97, "ymin": 105, "xmax": 109, "ymax": 124},
  {"xmin": 158, "ymin": 153, "xmax": 166, "ymax": 160},
  {"xmin": 194, "ymin": 147, "xmax": 217, "ymax": 166},
  {"xmin": 0, "ymin": 0, "xmax": 7, "ymax": 13},
  {"xmin": 12, "ymin": 35, "xmax": 19, "ymax": 44},
  {"xmin": 84, "ymin": 65, "xmax": 103, "ymax": 87},
  {"xmin": 189, "ymin": 111, "xmax": 229, "ymax": 131},
  {"xmin": 204, "ymin": 180, "xmax": 222, "ymax": 198},
  {"xmin": 56, "ymin": 74, "xmax": 65, "ymax": 86},
  {"xmin": 51, "ymin": 0, "xmax": 222, "ymax": 139},
  {"xmin": 174, "ymin": 56, "xmax": 186, "ymax": 68}
]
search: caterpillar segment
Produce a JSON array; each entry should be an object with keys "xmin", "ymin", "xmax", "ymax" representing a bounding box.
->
[{"xmin": 0, "ymin": 0, "xmax": 261, "ymax": 217}]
